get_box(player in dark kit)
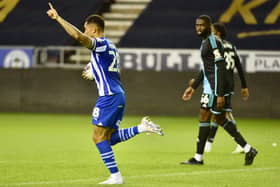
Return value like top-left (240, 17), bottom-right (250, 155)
top-left (180, 15), bottom-right (258, 165)
top-left (204, 22), bottom-right (250, 154)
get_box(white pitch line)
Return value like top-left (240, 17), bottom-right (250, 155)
top-left (1, 167), bottom-right (279, 186)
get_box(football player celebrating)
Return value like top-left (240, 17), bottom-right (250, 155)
top-left (47, 3), bottom-right (163, 184)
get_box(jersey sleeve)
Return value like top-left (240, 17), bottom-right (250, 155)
top-left (91, 38), bottom-right (107, 53)
top-left (191, 70), bottom-right (203, 89)
top-left (233, 46), bottom-right (247, 88)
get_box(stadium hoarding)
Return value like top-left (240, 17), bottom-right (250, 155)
top-left (119, 48), bottom-right (280, 73)
top-left (0, 47), bottom-right (33, 68)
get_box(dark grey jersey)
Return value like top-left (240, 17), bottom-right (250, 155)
top-left (222, 39), bottom-right (247, 93)
top-left (200, 34), bottom-right (226, 96)
top-left (192, 38), bottom-right (247, 95)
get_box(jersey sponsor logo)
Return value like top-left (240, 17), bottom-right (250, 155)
top-left (213, 49), bottom-right (223, 61)
top-left (96, 45), bottom-right (107, 52)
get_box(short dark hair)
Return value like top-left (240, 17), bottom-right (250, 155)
top-left (212, 22), bottom-right (227, 39)
top-left (197, 15), bottom-right (212, 26)
top-left (85, 14), bottom-right (105, 32)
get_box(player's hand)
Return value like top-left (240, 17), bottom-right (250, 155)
top-left (216, 96), bottom-right (225, 110)
top-left (182, 86), bottom-right (194, 101)
top-left (81, 63), bottom-right (94, 80)
top-left (47, 2), bottom-right (59, 20)
top-left (241, 88), bottom-right (249, 101)
top-left (81, 70), bottom-right (90, 80)
top-left (188, 78), bottom-right (195, 87)
top-left (81, 69), bottom-right (93, 80)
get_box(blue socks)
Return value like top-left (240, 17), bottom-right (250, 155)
top-left (110, 126), bottom-right (139, 146)
top-left (96, 127), bottom-right (139, 174)
top-left (96, 140), bottom-right (119, 174)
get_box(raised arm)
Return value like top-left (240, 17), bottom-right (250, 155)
top-left (46, 2), bottom-right (93, 49)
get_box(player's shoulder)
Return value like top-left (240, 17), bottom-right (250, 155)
top-left (95, 37), bottom-right (108, 45)
top-left (96, 37), bottom-right (117, 49)
top-left (222, 39), bottom-right (235, 50)
top-left (206, 34), bottom-right (223, 49)
top-left (94, 37), bottom-right (114, 53)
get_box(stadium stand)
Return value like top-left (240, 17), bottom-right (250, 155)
top-left (103, 0), bottom-right (151, 44)
top-left (119, 0), bottom-right (280, 50)
top-left (0, 0), bottom-right (104, 46)
top-left (1, 0), bottom-right (278, 50)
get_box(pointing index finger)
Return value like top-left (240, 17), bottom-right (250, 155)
top-left (48, 2), bottom-right (54, 9)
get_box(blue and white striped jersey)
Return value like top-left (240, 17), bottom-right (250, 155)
top-left (90, 37), bottom-right (124, 96)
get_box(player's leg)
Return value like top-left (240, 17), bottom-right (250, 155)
top-left (205, 115), bottom-right (218, 152)
top-left (215, 113), bottom-right (248, 148)
top-left (223, 97), bottom-right (245, 154)
top-left (110, 116), bottom-right (163, 146)
top-left (181, 93), bottom-right (212, 165)
top-left (92, 94), bottom-right (125, 184)
top-left (214, 96), bottom-right (258, 165)
top-left (226, 112), bottom-right (244, 154)
top-left (93, 126), bottom-right (124, 184)
top-left (109, 104), bottom-right (139, 146)
top-left (94, 94), bottom-right (163, 184)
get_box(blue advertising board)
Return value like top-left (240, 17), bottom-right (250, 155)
top-left (0, 48), bottom-right (33, 68)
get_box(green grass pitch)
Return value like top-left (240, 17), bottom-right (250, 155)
top-left (0, 113), bottom-right (279, 187)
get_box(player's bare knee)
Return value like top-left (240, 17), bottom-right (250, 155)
top-left (92, 126), bottom-right (115, 144)
top-left (92, 133), bottom-right (103, 144)
top-left (92, 126), bottom-right (106, 143)
top-left (199, 108), bottom-right (211, 122)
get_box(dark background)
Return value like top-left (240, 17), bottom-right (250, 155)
top-left (1, 0), bottom-right (279, 49)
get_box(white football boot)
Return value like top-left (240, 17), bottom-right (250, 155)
top-left (99, 172), bottom-right (124, 185)
top-left (138, 116), bottom-right (164, 136)
top-left (204, 141), bottom-right (213, 153)
top-left (232, 144), bottom-right (245, 154)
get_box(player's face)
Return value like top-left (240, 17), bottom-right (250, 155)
top-left (195, 19), bottom-right (210, 38)
top-left (84, 22), bottom-right (96, 37)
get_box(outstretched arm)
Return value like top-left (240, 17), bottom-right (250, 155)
top-left (46, 2), bottom-right (93, 49)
